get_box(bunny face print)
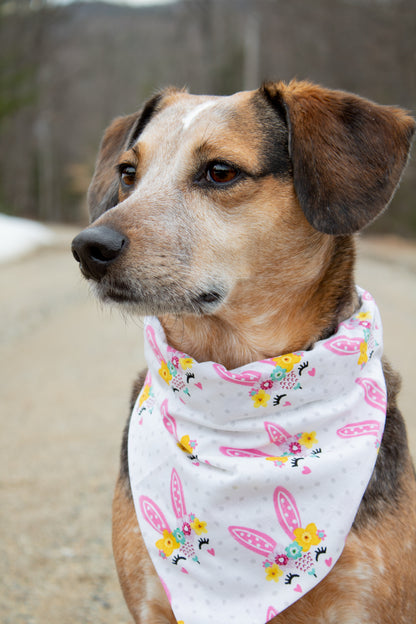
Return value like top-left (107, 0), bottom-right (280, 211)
top-left (139, 469), bottom-right (214, 568)
top-left (229, 487), bottom-right (328, 589)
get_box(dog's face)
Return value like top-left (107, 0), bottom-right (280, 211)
top-left (72, 80), bottom-right (414, 362)
top-left (75, 88), bottom-right (313, 316)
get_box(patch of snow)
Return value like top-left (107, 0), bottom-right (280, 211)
top-left (0, 214), bottom-right (55, 264)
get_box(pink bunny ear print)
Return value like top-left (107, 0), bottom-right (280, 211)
top-left (161, 399), bottom-right (178, 438)
top-left (274, 487), bottom-right (302, 539)
top-left (213, 363), bottom-right (262, 386)
top-left (219, 446), bottom-right (268, 458)
top-left (170, 468), bottom-right (187, 519)
top-left (264, 421), bottom-right (291, 446)
top-left (146, 324), bottom-right (165, 364)
top-left (139, 496), bottom-right (171, 534)
top-left (337, 419), bottom-right (381, 438)
top-left (355, 378), bottom-right (387, 412)
top-left (267, 606), bottom-right (278, 620)
top-left (324, 335), bottom-right (363, 355)
top-left (228, 526), bottom-right (277, 556)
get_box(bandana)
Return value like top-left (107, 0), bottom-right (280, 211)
top-left (128, 287), bottom-right (386, 623)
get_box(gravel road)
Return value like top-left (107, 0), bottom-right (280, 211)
top-left (1, 228), bottom-right (415, 624)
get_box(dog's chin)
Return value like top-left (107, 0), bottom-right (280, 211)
top-left (90, 280), bottom-right (227, 317)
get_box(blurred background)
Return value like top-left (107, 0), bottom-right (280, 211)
top-left (0, 0), bottom-right (415, 234)
top-left (1, 2), bottom-right (415, 623)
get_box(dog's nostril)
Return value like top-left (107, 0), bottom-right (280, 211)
top-left (71, 226), bottom-right (127, 280)
top-left (72, 248), bottom-right (81, 263)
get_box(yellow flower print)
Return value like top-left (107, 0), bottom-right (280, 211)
top-left (190, 517), bottom-right (207, 535)
top-left (358, 341), bottom-right (368, 366)
top-left (252, 388), bottom-right (270, 408)
top-left (357, 311), bottom-right (371, 320)
top-left (298, 432), bottom-right (318, 449)
top-left (139, 384), bottom-right (151, 407)
top-left (272, 353), bottom-right (301, 372)
top-left (179, 357), bottom-right (193, 370)
top-left (178, 434), bottom-right (193, 454)
top-left (293, 523), bottom-right (321, 552)
top-left (158, 361), bottom-right (172, 384)
top-left (266, 456), bottom-right (288, 465)
top-left (265, 563), bottom-right (283, 582)
top-left (156, 530), bottom-right (180, 557)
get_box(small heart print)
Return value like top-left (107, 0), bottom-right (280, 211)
top-left (302, 466), bottom-right (311, 475)
top-left (195, 382), bottom-right (203, 390)
top-left (325, 558), bottom-right (332, 567)
top-left (294, 584), bottom-right (302, 593)
top-left (207, 548), bottom-right (215, 556)
top-left (284, 401), bottom-right (291, 407)
top-left (308, 368), bottom-right (316, 376)
top-left (181, 567), bottom-right (188, 574)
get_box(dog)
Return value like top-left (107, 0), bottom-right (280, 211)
top-left (72, 80), bottom-right (416, 623)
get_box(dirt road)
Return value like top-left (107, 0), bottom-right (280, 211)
top-left (1, 228), bottom-right (415, 624)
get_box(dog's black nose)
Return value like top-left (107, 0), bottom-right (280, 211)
top-left (71, 226), bottom-right (127, 280)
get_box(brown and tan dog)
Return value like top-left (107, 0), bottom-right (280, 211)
top-left (72, 80), bottom-right (416, 623)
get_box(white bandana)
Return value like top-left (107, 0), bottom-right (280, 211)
top-left (128, 287), bottom-right (386, 623)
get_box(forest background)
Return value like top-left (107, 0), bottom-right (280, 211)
top-left (0, 0), bottom-right (415, 236)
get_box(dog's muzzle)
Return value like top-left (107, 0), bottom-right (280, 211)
top-left (71, 225), bottom-right (127, 281)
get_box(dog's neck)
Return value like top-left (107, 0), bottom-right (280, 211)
top-left (160, 236), bottom-right (358, 369)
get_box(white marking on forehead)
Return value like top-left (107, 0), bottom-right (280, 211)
top-left (182, 100), bottom-right (217, 131)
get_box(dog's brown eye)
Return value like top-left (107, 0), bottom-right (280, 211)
top-left (120, 165), bottom-right (136, 187)
top-left (207, 162), bottom-right (238, 185)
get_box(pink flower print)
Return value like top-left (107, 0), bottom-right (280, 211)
top-left (289, 441), bottom-right (302, 455)
top-left (275, 553), bottom-right (290, 567)
top-left (261, 379), bottom-right (274, 390)
top-left (182, 522), bottom-right (192, 536)
top-left (171, 356), bottom-right (179, 368)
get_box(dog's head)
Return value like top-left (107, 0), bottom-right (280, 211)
top-left (72, 80), bottom-right (414, 360)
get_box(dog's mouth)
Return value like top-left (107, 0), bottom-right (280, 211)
top-left (92, 277), bottom-right (227, 316)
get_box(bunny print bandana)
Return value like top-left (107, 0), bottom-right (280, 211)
top-left (128, 287), bottom-right (386, 623)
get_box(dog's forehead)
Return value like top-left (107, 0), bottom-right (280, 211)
top-left (141, 90), bottom-right (256, 143)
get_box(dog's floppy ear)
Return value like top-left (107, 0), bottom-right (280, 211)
top-left (261, 80), bottom-right (415, 235)
top-left (87, 93), bottom-right (163, 222)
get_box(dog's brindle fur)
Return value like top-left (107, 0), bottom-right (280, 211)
top-left (74, 81), bottom-right (416, 623)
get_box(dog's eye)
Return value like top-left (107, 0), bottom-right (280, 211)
top-left (119, 165), bottom-right (136, 187)
top-left (206, 162), bottom-right (239, 185)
